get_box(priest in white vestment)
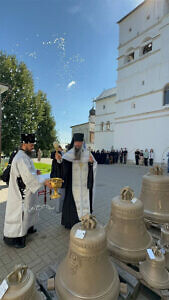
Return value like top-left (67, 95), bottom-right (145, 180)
top-left (3, 133), bottom-right (51, 248)
top-left (58, 133), bottom-right (97, 229)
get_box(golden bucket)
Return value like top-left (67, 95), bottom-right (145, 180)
top-left (106, 187), bottom-right (152, 263)
top-left (2, 265), bottom-right (43, 300)
top-left (55, 215), bottom-right (120, 300)
top-left (139, 247), bottom-right (169, 289)
top-left (140, 166), bottom-right (169, 224)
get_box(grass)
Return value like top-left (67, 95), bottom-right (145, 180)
top-left (0, 166), bottom-right (3, 177)
top-left (34, 162), bottom-right (51, 174)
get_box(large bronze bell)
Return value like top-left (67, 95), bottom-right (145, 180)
top-left (140, 166), bottom-right (169, 223)
top-left (106, 187), bottom-right (152, 263)
top-left (2, 265), bottom-right (43, 300)
top-left (55, 215), bottom-right (120, 300)
top-left (139, 247), bottom-right (169, 289)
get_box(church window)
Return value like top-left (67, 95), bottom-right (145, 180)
top-left (143, 42), bottom-right (152, 55)
top-left (164, 85), bottom-right (169, 105)
top-left (106, 121), bottom-right (110, 130)
top-left (103, 105), bottom-right (106, 109)
top-left (127, 52), bottom-right (134, 62)
top-left (124, 50), bottom-right (134, 64)
top-left (100, 122), bottom-right (104, 131)
top-left (147, 15), bottom-right (150, 20)
top-left (131, 103), bottom-right (136, 109)
top-left (129, 27), bottom-right (132, 32)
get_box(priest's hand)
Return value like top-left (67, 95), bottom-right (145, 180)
top-left (89, 155), bottom-right (94, 163)
top-left (44, 179), bottom-right (52, 189)
top-left (55, 152), bottom-right (62, 161)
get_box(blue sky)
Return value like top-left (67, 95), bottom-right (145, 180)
top-left (1, 0), bottom-right (143, 146)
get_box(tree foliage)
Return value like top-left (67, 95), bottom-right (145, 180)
top-left (0, 52), bottom-right (58, 156)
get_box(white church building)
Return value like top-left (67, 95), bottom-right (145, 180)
top-left (71, 108), bottom-right (95, 149)
top-left (94, 88), bottom-right (117, 151)
top-left (94, 0), bottom-right (169, 163)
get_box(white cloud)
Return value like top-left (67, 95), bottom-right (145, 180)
top-left (67, 81), bottom-right (76, 89)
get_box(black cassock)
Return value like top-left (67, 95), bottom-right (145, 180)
top-left (61, 159), bottom-right (94, 229)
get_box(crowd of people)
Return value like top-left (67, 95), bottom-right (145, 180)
top-left (91, 148), bottom-right (155, 167)
top-left (92, 148), bottom-right (128, 165)
top-left (135, 149), bottom-right (154, 166)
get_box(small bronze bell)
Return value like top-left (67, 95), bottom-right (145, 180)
top-left (106, 187), bottom-right (152, 263)
top-left (139, 247), bottom-right (169, 289)
top-left (159, 224), bottom-right (169, 246)
top-left (2, 265), bottom-right (43, 300)
top-left (55, 215), bottom-right (120, 300)
top-left (140, 166), bottom-right (169, 223)
top-left (163, 245), bottom-right (169, 270)
top-left (158, 224), bottom-right (169, 270)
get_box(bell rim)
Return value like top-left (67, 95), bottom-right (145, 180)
top-left (140, 263), bottom-right (169, 289)
top-left (55, 262), bottom-right (120, 299)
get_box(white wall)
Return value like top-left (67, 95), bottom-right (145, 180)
top-left (118, 0), bottom-right (168, 47)
top-left (72, 123), bottom-right (90, 144)
top-left (94, 95), bottom-right (116, 151)
top-left (115, 0), bottom-right (169, 162)
top-left (71, 122), bottom-right (95, 149)
top-left (115, 113), bottom-right (169, 162)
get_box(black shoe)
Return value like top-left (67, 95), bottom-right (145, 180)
top-left (14, 237), bottom-right (26, 248)
top-left (3, 236), bottom-right (17, 247)
top-left (27, 226), bottom-right (37, 234)
top-left (3, 236), bottom-right (26, 248)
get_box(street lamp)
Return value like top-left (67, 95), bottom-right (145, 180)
top-left (0, 83), bottom-right (9, 163)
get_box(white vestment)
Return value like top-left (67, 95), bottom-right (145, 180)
top-left (63, 147), bottom-right (97, 219)
top-left (4, 150), bottom-right (45, 238)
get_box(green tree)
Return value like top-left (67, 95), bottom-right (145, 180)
top-left (0, 52), bottom-right (58, 155)
top-left (35, 91), bottom-right (58, 157)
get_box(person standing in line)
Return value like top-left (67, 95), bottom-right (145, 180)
top-left (167, 152), bottom-right (169, 173)
top-left (139, 150), bottom-right (144, 165)
top-left (144, 149), bottom-right (149, 166)
top-left (123, 148), bottom-right (128, 164)
top-left (135, 149), bottom-right (140, 166)
top-left (119, 148), bottom-right (123, 164)
top-left (149, 149), bottom-right (154, 166)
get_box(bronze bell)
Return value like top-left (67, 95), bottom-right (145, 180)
top-left (2, 265), bottom-right (43, 300)
top-left (163, 245), bottom-right (169, 270)
top-left (55, 215), bottom-right (120, 300)
top-left (140, 166), bottom-right (169, 224)
top-left (159, 224), bottom-right (169, 246)
top-left (139, 247), bottom-right (169, 289)
top-left (106, 187), bottom-right (152, 263)
top-left (158, 224), bottom-right (169, 270)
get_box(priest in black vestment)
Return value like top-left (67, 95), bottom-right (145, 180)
top-left (59, 133), bottom-right (97, 229)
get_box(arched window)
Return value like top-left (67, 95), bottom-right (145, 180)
top-left (140, 37), bottom-right (152, 56)
top-left (143, 42), bottom-right (152, 55)
top-left (124, 47), bottom-right (135, 64)
top-left (164, 84), bottom-right (169, 105)
top-left (106, 121), bottom-right (110, 130)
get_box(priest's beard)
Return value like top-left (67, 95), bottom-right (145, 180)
top-left (25, 150), bottom-right (33, 157)
top-left (74, 147), bottom-right (82, 160)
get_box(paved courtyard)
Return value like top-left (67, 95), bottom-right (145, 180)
top-left (0, 163), bottom-right (162, 299)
